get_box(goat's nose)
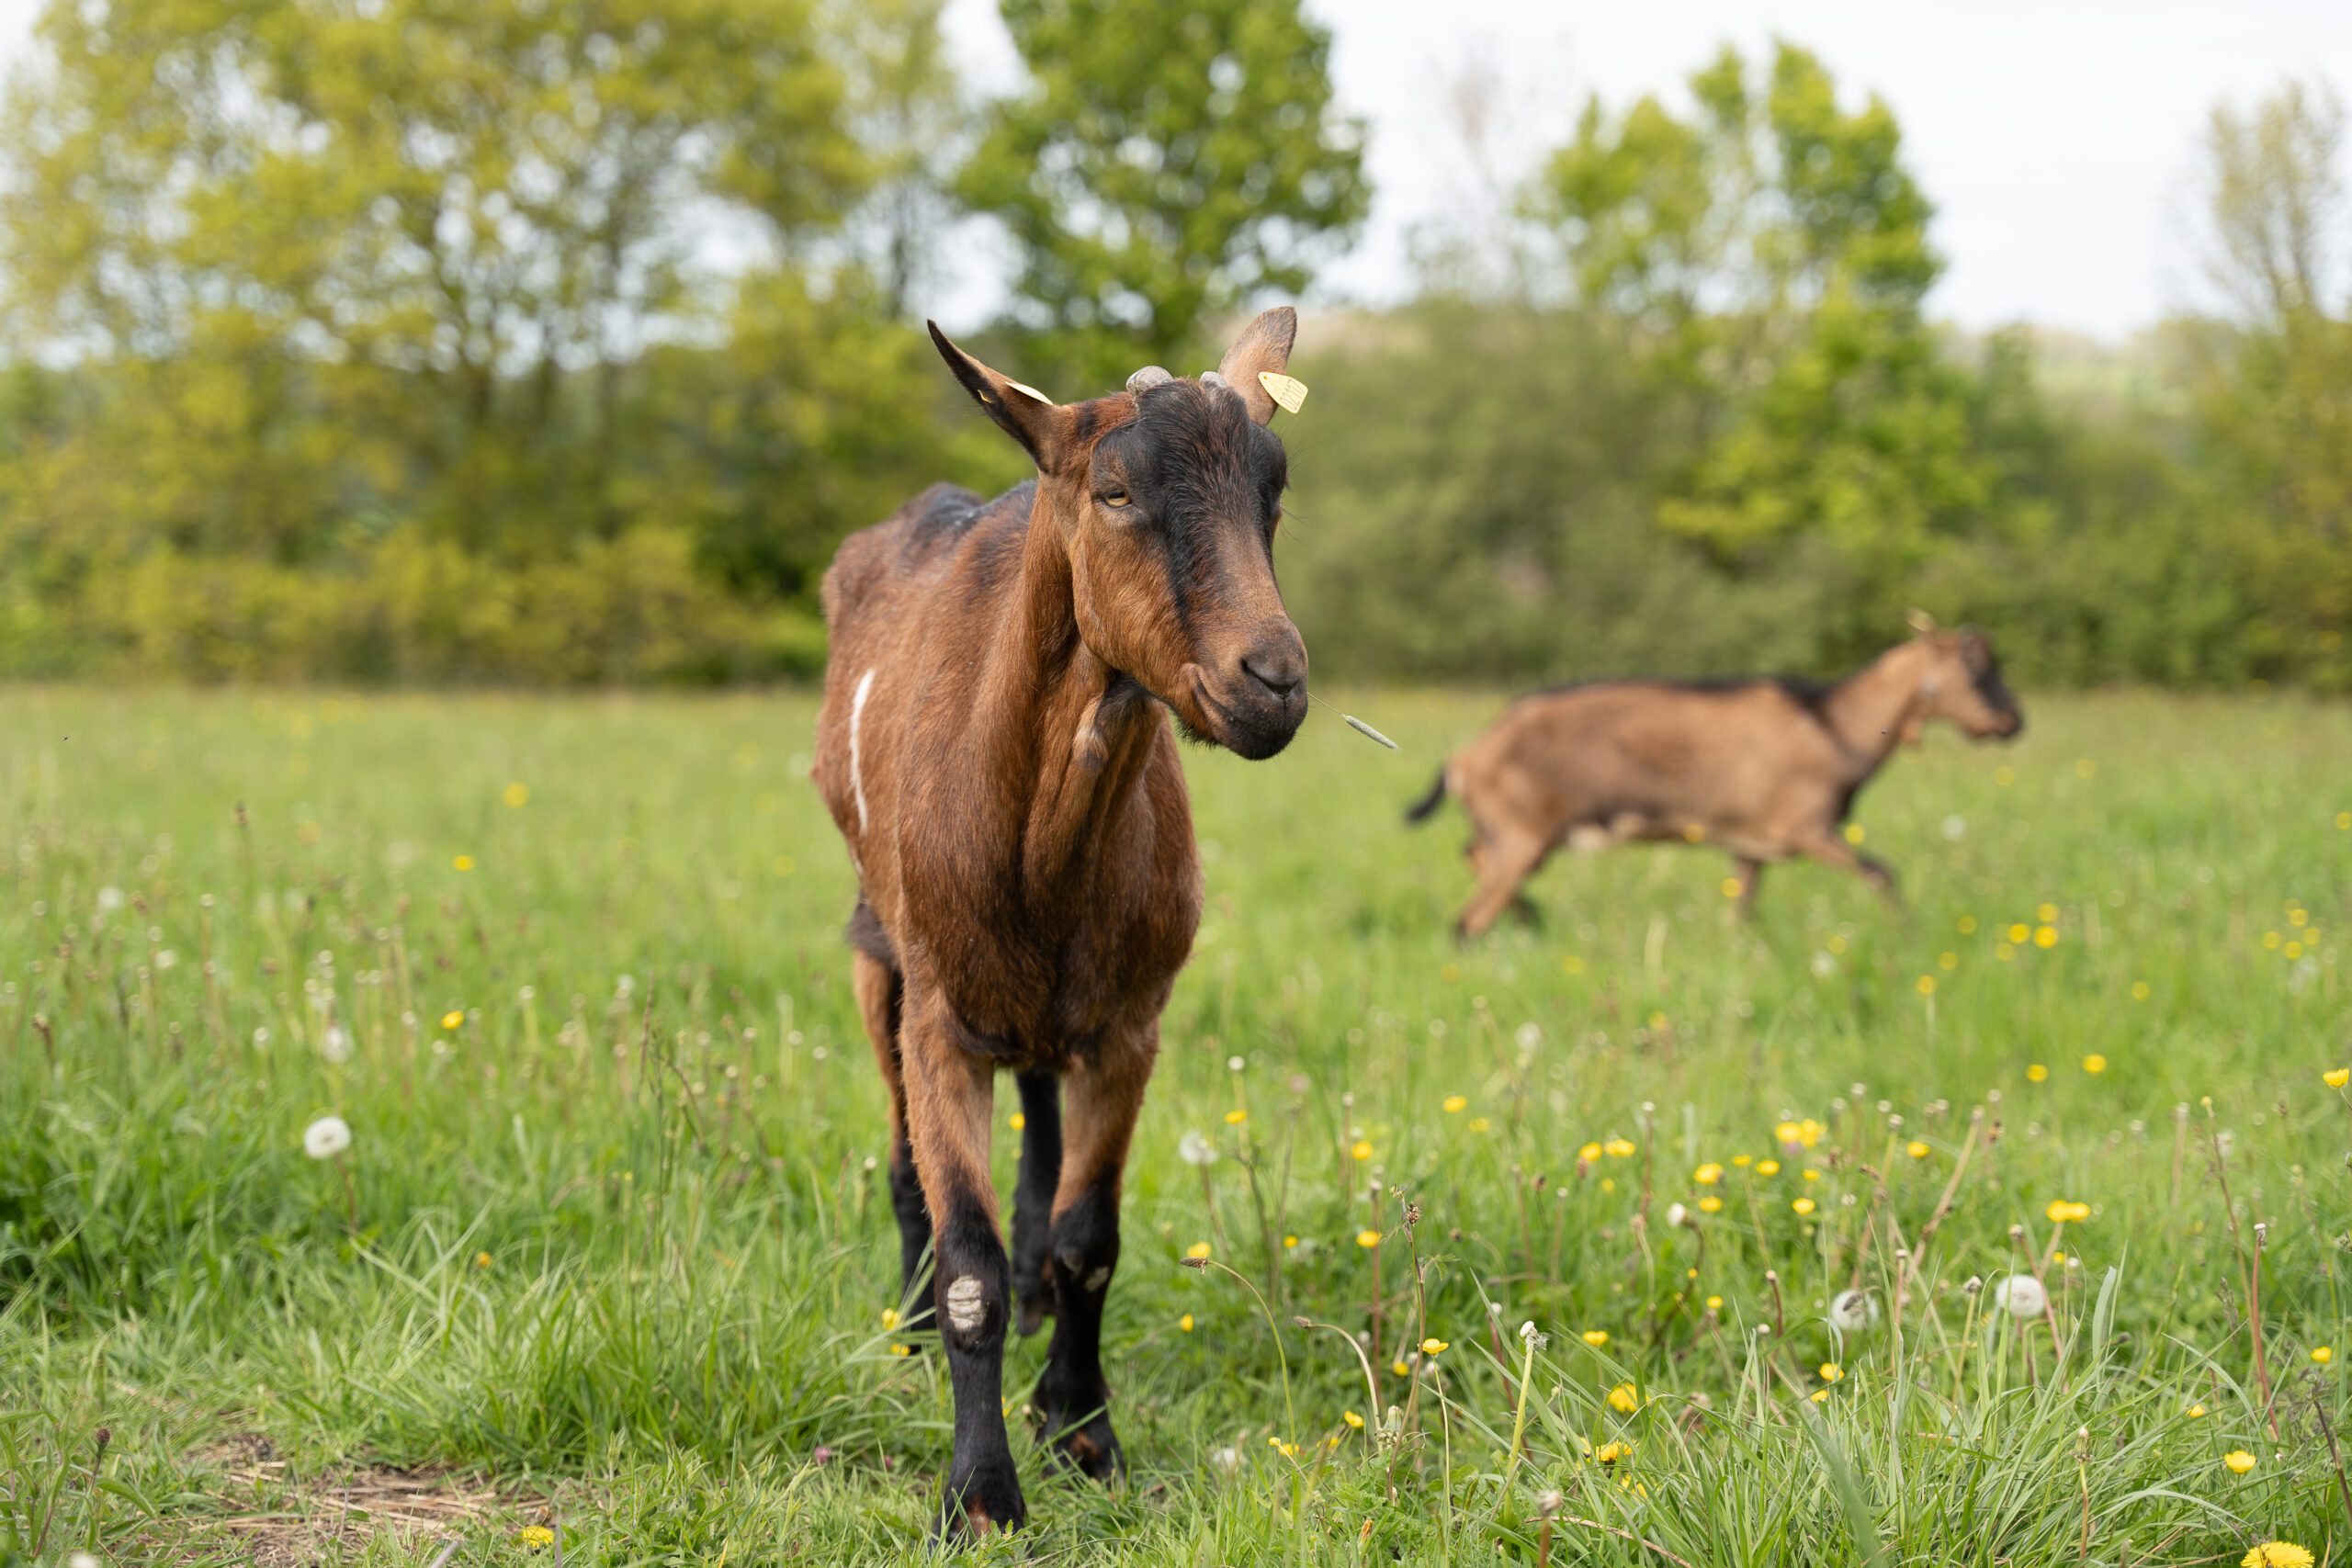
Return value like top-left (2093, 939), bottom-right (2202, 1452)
top-left (1241, 636), bottom-right (1305, 700)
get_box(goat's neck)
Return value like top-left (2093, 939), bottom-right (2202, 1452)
top-left (978, 496), bottom-right (1160, 892)
top-left (1820, 643), bottom-right (1928, 782)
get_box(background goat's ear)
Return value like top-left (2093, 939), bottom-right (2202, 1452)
top-left (1217, 306), bottom-right (1298, 425)
top-left (929, 321), bottom-right (1072, 468)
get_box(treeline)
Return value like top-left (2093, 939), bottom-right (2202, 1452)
top-left (0, 1), bottom-right (2344, 688)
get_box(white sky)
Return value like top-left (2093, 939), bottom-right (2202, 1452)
top-left (3, 0), bottom-right (2346, 340)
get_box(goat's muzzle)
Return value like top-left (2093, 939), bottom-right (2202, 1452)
top-left (1183, 623), bottom-right (1308, 761)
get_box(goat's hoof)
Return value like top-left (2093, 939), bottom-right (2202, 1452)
top-left (1035, 1397), bottom-right (1122, 1483)
top-left (935, 1453), bottom-right (1026, 1540)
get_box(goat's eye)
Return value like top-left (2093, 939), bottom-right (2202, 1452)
top-left (1100, 490), bottom-right (1131, 510)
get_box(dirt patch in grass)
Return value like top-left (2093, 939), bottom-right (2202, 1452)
top-left (184, 1435), bottom-right (546, 1566)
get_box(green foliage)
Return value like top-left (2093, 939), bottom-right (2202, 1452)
top-left (3, 685), bottom-right (2349, 1561)
top-left (961, 0), bottom-right (1368, 389)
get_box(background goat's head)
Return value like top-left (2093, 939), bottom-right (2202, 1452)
top-left (929, 310), bottom-right (1309, 761)
top-left (1905, 620), bottom-right (2025, 741)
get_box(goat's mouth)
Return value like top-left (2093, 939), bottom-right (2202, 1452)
top-left (1181, 663), bottom-right (1306, 761)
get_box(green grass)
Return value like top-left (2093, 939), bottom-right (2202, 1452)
top-left (3, 683), bottom-right (2350, 1565)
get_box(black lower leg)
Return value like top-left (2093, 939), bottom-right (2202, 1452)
top-left (1033, 1173), bottom-right (1122, 1480)
top-left (933, 1201), bottom-right (1025, 1536)
top-left (888, 1138), bottom-right (934, 1336)
top-left (1010, 1071), bottom-right (1063, 1336)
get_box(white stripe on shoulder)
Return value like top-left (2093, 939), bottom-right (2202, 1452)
top-left (848, 668), bottom-right (876, 833)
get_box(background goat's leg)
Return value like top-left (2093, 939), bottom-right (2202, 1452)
top-left (854, 952), bottom-right (933, 1337)
top-left (1732, 855), bottom-right (1766, 918)
top-left (1010, 1070), bottom-right (1063, 1336)
top-left (1033, 1032), bottom-right (1154, 1480)
top-left (901, 995), bottom-right (1025, 1536)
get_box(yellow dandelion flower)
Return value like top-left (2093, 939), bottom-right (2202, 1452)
top-left (1803, 1168), bottom-right (1820, 1181)
top-left (1793, 1198), bottom-right (1816, 1215)
top-left (1582, 1329), bottom-right (1609, 1347)
top-left (1844, 823), bottom-right (1866, 844)
top-left (2026, 1064), bottom-right (2049, 1083)
top-left (1392, 1359), bottom-right (1410, 1376)
top-left (1009, 1112), bottom-right (1025, 1131)
top-left (1179, 1314), bottom-right (1193, 1332)
top-left (2035, 926), bottom-right (2058, 948)
top-left (1605, 1137), bottom-right (1636, 1157)
top-left (1269, 1438), bottom-right (1298, 1457)
top-left (1906, 1141), bottom-right (1930, 1159)
top-left (514, 1527), bottom-right (555, 1550)
top-left (890, 1342), bottom-right (910, 1356)
top-left (2326, 1068), bottom-right (2350, 1089)
top-left (1819, 1362), bottom-right (1842, 1382)
top-left (2007, 923), bottom-right (2030, 944)
top-left (1343, 1409), bottom-right (1364, 1428)
top-left (1578, 1142), bottom-right (1603, 1164)
top-left (1810, 1389), bottom-right (1830, 1404)
top-left (1563, 954), bottom-right (1586, 975)
top-left (452, 854), bottom-right (474, 871)
top-left (1608, 1382), bottom-right (1639, 1412)
top-left (2187, 1403), bottom-right (2206, 1417)
top-left (1694, 1163), bottom-right (1723, 1185)
top-left (1722, 877), bottom-right (1743, 898)
top-left (1225, 1109), bottom-right (1247, 1125)
top-left (2083, 1055), bottom-right (2107, 1074)
top-left (1351, 1140), bottom-right (1374, 1161)
top-left (1958, 915), bottom-right (1978, 933)
top-left (503, 783), bottom-right (530, 808)
top-left (1186, 1242), bottom-right (1212, 1259)
top-left (2131, 981), bottom-right (2149, 999)
top-left (2224, 1450), bottom-right (2257, 1474)
top-left (1469, 1117), bottom-right (1491, 1133)
top-left (441, 1010), bottom-right (464, 1030)
top-left (1595, 1440), bottom-right (1632, 1464)
top-left (1757, 1159), bottom-right (1781, 1176)
top-left (2037, 902), bottom-right (2059, 922)
top-left (1916, 976), bottom-right (1936, 996)
top-left (1443, 1095), bottom-right (1467, 1112)
top-left (881, 1308), bottom-right (899, 1329)
top-left (1356, 1229), bottom-right (1381, 1248)
top-left (1939, 951), bottom-right (1958, 970)
top-left (1698, 1196), bottom-right (1723, 1213)
top-left (1283, 1235), bottom-right (1298, 1248)
top-left (1705, 1295), bottom-right (1723, 1311)
top-left (2314, 1347), bottom-right (2334, 1364)
top-left (2244, 1544), bottom-right (2315, 1568)
top-left (475, 1250), bottom-right (492, 1269)
top-left (1732, 1154), bottom-right (1751, 1167)
top-left (1422, 1337), bottom-right (1448, 1355)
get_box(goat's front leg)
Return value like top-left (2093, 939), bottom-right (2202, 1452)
top-left (1032, 1025), bottom-right (1155, 1481)
top-left (899, 991), bottom-right (1025, 1537)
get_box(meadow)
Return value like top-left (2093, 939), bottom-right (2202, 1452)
top-left (3, 682), bottom-right (2350, 1566)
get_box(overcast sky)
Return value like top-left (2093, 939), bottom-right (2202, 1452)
top-left (3, 0), bottom-right (2346, 340)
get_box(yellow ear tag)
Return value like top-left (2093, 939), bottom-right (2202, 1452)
top-left (1258, 371), bottom-right (1307, 413)
top-left (1004, 378), bottom-right (1054, 404)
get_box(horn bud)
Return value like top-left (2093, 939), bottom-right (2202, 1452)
top-left (1905, 607), bottom-right (1938, 635)
top-left (1125, 366), bottom-right (1172, 392)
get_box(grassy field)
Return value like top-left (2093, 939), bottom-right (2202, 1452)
top-left (4, 683), bottom-right (2350, 1565)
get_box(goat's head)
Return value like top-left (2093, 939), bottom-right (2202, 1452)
top-left (928, 309), bottom-right (1308, 761)
top-left (1905, 616), bottom-right (2023, 740)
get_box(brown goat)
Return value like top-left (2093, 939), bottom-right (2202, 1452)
top-left (1408, 624), bottom-right (2023, 935)
top-left (811, 311), bottom-right (1308, 1535)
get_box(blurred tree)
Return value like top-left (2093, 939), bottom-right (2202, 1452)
top-left (961, 0), bottom-right (1368, 391)
top-left (2188, 79), bottom-right (2351, 686)
top-left (829, 0), bottom-right (972, 319)
top-left (1529, 42), bottom-right (2014, 664)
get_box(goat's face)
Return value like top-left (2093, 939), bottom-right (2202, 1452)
top-left (1917, 627), bottom-right (2024, 739)
top-left (929, 310), bottom-right (1309, 761)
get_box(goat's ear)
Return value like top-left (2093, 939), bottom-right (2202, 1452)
top-left (929, 321), bottom-right (1074, 468)
top-left (1217, 306), bottom-right (1298, 425)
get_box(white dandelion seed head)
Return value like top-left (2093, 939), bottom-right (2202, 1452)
top-left (1941, 814), bottom-right (1967, 841)
top-left (1179, 1130), bottom-right (1217, 1167)
top-left (1227, 1055), bottom-right (1246, 1073)
top-left (1993, 1273), bottom-right (2047, 1320)
top-left (1209, 1445), bottom-right (1239, 1473)
top-left (303, 1115), bottom-right (352, 1159)
top-left (1665, 1202), bottom-right (1690, 1228)
top-left (320, 1024), bottom-right (353, 1064)
top-left (1828, 1289), bottom-right (1880, 1332)
top-left (97, 886), bottom-right (125, 912)
top-left (1515, 1021), bottom-right (1543, 1049)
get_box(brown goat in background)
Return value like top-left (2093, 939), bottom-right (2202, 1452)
top-left (812, 310), bottom-right (1308, 1536)
top-left (1408, 622), bottom-right (2023, 935)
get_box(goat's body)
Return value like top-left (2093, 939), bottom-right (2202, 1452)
top-left (816, 480), bottom-right (1202, 1073)
top-left (1421, 636), bottom-right (2020, 934)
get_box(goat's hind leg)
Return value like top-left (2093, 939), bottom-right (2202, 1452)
top-left (1010, 1070), bottom-right (1062, 1336)
top-left (853, 944), bottom-right (933, 1338)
